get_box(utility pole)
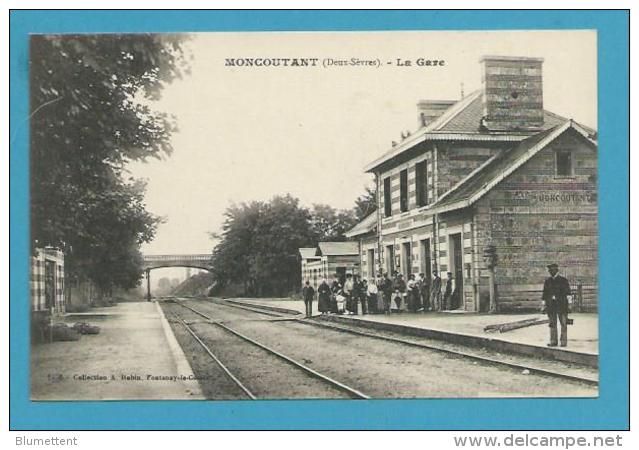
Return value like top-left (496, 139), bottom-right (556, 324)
top-left (146, 268), bottom-right (152, 302)
top-left (483, 245), bottom-right (499, 313)
top-left (376, 173), bottom-right (383, 276)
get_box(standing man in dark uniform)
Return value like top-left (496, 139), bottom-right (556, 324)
top-left (442, 272), bottom-right (453, 311)
top-left (381, 272), bottom-right (393, 314)
top-left (302, 280), bottom-right (315, 318)
top-left (430, 269), bottom-right (442, 311)
top-left (541, 263), bottom-right (571, 347)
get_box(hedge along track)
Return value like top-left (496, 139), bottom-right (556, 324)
top-left (173, 301), bottom-right (370, 400)
top-left (204, 298), bottom-right (599, 387)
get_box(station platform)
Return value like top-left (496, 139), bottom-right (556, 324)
top-left (232, 297), bottom-right (599, 367)
top-left (31, 301), bottom-right (203, 400)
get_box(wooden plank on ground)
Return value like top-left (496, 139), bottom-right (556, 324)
top-left (484, 317), bottom-right (549, 333)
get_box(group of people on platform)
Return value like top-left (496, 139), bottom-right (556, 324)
top-left (301, 270), bottom-right (462, 318)
top-left (302, 262), bottom-right (575, 348)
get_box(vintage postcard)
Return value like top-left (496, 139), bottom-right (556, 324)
top-left (26, 29), bottom-right (603, 403)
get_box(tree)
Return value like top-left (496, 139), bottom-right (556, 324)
top-left (66, 178), bottom-right (160, 294)
top-left (210, 195), bottom-right (316, 296)
top-left (353, 184), bottom-right (377, 221)
top-left (310, 204), bottom-right (358, 242)
top-left (208, 188), bottom-right (377, 297)
top-left (251, 195), bottom-right (316, 295)
top-left (30, 34), bottom-right (190, 295)
top-left (210, 200), bottom-right (265, 293)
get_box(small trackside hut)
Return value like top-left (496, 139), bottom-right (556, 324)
top-left (299, 247), bottom-right (321, 289)
top-left (352, 55), bottom-right (598, 313)
top-left (299, 242), bottom-right (361, 290)
top-left (30, 247), bottom-right (66, 339)
top-left (31, 247), bottom-right (65, 315)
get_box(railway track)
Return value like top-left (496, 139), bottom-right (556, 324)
top-left (171, 312), bottom-right (256, 399)
top-left (171, 301), bottom-right (370, 400)
top-left (206, 298), bottom-right (598, 387)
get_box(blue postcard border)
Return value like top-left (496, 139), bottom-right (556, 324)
top-left (9, 10), bottom-right (629, 430)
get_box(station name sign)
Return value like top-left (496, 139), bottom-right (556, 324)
top-left (512, 190), bottom-right (597, 204)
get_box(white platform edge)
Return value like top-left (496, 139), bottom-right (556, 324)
top-left (154, 301), bottom-right (205, 399)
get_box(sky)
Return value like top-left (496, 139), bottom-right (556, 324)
top-left (127, 30), bottom-right (597, 261)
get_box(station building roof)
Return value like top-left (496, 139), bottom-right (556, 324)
top-left (430, 120), bottom-right (597, 214)
top-left (364, 90), bottom-right (595, 173)
top-left (298, 247), bottom-right (320, 260)
top-left (316, 241), bottom-right (359, 256)
top-left (344, 212), bottom-right (377, 239)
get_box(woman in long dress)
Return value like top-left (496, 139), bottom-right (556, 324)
top-left (335, 289), bottom-right (346, 314)
top-left (367, 278), bottom-right (379, 313)
top-left (407, 275), bottom-right (416, 312)
top-left (330, 278), bottom-right (341, 313)
top-left (374, 278), bottom-right (384, 312)
top-left (345, 275), bottom-right (357, 315)
top-left (317, 279), bottom-right (331, 315)
top-left (392, 273), bottom-right (407, 312)
top-left (408, 274), bottom-right (421, 312)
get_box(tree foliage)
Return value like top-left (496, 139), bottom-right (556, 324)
top-left (310, 204), bottom-right (358, 242)
top-left (210, 195), bottom-right (318, 296)
top-left (30, 34), bottom-right (190, 293)
top-left (353, 184), bottom-right (377, 221)
top-left (209, 191), bottom-right (374, 297)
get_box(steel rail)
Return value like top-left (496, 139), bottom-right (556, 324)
top-left (176, 301), bottom-right (370, 400)
top-left (300, 318), bottom-right (599, 387)
top-left (171, 312), bottom-right (256, 400)
top-left (209, 299), bottom-right (598, 387)
top-left (222, 299), bottom-right (302, 316)
top-left (215, 300), bottom-right (286, 318)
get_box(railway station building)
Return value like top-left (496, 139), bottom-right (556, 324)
top-left (348, 55), bottom-right (598, 313)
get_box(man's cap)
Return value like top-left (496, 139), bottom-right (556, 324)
top-left (546, 263), bottom-right (559, 269)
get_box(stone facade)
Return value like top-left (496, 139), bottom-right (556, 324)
top-left (472, 129), bottom-right (598, 311)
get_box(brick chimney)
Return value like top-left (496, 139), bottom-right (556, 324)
top-left (480, 56), bottom-right (544, 131)
top-left (417, 100), bottom-right (456, 128)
